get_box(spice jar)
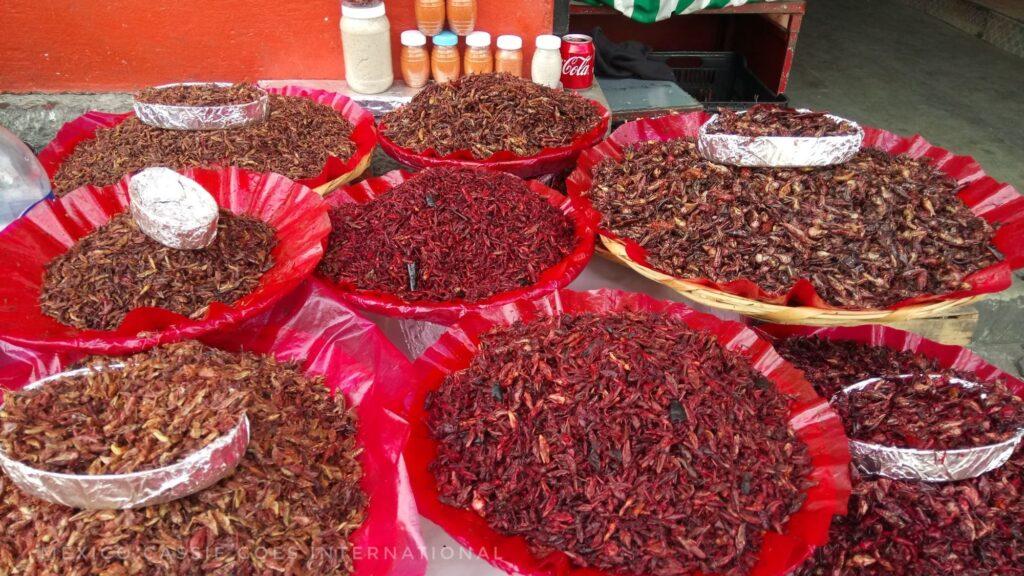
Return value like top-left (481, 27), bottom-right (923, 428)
top-left (464, 32), bottom-right (493, 76)
top-left (446, 0), bottom-right (476, 36)
top-left (432, 31), bottom-right (461, 84)
top-left (415, 0), bottom-right (445, 36)
top-left (495, 35), bottom-right (524, 77)
top-left (340, 1), bottom-right (394, 94)
top-left (400, 30), bottom-right (430, 89)
top-left (532, 34), bottom-right (562, 89)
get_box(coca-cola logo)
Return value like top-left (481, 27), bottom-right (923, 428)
top-left (562, 55), bottom-right (593, 77)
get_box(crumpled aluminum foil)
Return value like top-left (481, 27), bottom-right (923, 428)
top-left (834, 374), bottom-right (1024, 483)
top-left (129, 167), bottom-right (219, 250)
top-left (133, 82), bottom-right (269, 131)
top-left (0, 364), bottom-right (250, 509)
top-left (698, 110), bottom-right (864, 167)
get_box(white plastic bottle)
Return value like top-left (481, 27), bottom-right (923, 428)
top-left (340, 1), bottom-right (394, 94)
top-left (531, 35), bottom-right (563, 89)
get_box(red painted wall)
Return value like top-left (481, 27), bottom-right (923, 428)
top-left (0, 1), bottom-right (553, 93)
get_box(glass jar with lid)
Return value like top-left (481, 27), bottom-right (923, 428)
top-left (340, 1), bottom-right (394, 94)
top-left (446, 0), bottom-right (476, 36)
top-left (415, 0), bottom-right (445, 36)
top-left (531, 34), bottom-right (562, 89)
top-left (464, 31), bottom-right (493, 76)
top-left (432, 31), bottom-right (461, 84)
top-left (495, 35), bottom-right (523, 77)
top-left (401, 30), bottom-right (430, 89)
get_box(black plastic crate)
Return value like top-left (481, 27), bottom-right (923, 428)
top-left (656, 51), bottom-right (788, 110)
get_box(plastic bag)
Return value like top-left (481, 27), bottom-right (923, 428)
top-left (566, 112), bottom-right (1024, 311)
top-left (36, 85), bottom-right (378, 194)
top-left (377, 100), bottom-right (611, 179)
top-left (396, 288), bottom-right (852, 576)
top-left (0, 278), bottom-right (426, 576)
top-left (0, 166), bottom-right (330, 354)
top-left (317, 170), bottom-right (598, 325)
top-left (0, 126), bottom-right (51, 229)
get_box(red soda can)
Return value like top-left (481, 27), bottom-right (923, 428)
top-left (560, 34), bottom-right (595, 90)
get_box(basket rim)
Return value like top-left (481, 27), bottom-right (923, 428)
top-left (601, 235), bottom-right (987, 325)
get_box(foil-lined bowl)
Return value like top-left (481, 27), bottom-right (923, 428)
top-left (0, 364), bottom-right (250, 509)
top-left (133, 82), bottom-right (269, 131)
top-left (698, 110), bottom-right (864, 167)
top-left (834, 374), bottom-right (1024, 483)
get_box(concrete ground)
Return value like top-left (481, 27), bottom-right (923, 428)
top-left (786, 0), bottom-right (1024, 377)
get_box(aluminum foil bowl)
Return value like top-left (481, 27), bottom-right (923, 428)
top-left (133, 82), bottom-right (269, 131)
top-left (0, 364), bottom-right (250, 509)
top-left (698, 110), bottom-right (864, 167)
top-left (834, 374), bottom-right (1024, 483)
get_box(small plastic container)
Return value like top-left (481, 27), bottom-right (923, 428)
top-left (532, 34), bottom-right (562, 89)
top-left (415, 0), bottom-right (445, 36)
top-left (341, 2), bottom-right (395, 95)
top-left (0, 126), bottom-right (50, 230)
top-left (401, 30), bottom-right (431, 89)
top-left (464, 31), bottom-right (493, 76)
top-left (432, 31), bottom-right (461, 84)
top-left (446, 0), bottom-right (476, 36)
top-left (495, 35), bottom-right (524, 77)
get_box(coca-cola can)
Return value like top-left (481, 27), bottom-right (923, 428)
top-left (560, 34), bottom-right (595, 90)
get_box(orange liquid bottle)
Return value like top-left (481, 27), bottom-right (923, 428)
top-left (495, 35), bottom-right (523, 77)
top-left (464, 32), bottom-right (493, 75)
top-left (415, 0), bottom-right (445, 36)
top-left (401, 30), bottom-right (430, 88)
top-left (446, 0), bottom-right (476, 36)
top-left (432, 31), bottom-right (461, 84)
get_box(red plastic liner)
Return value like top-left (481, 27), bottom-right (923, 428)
top-left (757, 323), bottom-right (1024, 396)
top-left (0, 166), bottom-right (330, 354)
top-left (0, 279), bottom-right (427, 576)
top-left (377, 100), bottom-right (611, 179)
top-left (397, 289), bottom-right (852, 576)
top-left (316, 170), bottom-right (598, 325)
top-left (36, 85), bottom-right (378, 192)
top-left (566, 112), bottom-right (1024, 310)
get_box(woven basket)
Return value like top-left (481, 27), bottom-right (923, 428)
top-left (312, 151), bottom-right (373, 195)
top-left (567, 112), bottom-right (1024, 327)
top-left (601, 236), bottom-right (989, 326)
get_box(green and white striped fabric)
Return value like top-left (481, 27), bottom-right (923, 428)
top-left (580, 0), bottom-right (774, 23)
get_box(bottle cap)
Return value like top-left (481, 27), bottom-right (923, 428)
top-left (401, 30), bottom-right (427, 47)
top-left (535, 34), bottom-right (561, 51)
top-left (341, 3), bottom-right (386, 18)
top-left (433, 31), bottom-right (459, 47)
top-left (496, 35), bottom-right (523, 51)
top-left (466, 31), bottom-right (492, 48)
